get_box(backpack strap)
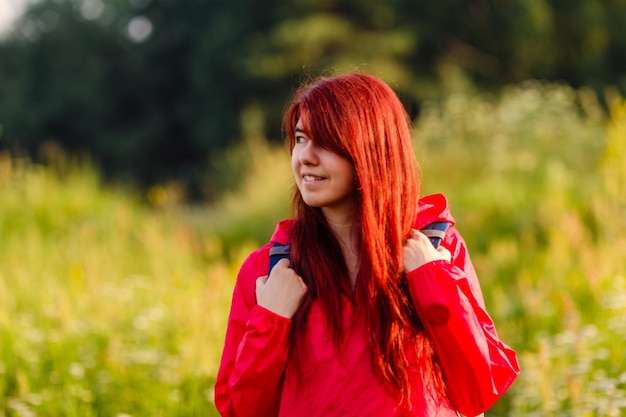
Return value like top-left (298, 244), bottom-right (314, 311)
top-left (267, 222), bottom-right (449, 274)
top-left (420, 221), bottom-right (450, 248)
top-left (267, 225), bottom-right (472, 415)
top-left (268, 243), bottom-right (290, 275)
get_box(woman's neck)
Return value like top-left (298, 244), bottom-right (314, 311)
top-left (322, 209), bottom-right (354, 247)
top-left (323, 209), bottom-right (359, 288)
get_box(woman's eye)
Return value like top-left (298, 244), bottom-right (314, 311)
top-left (295, 135), bottom-right (306, 144)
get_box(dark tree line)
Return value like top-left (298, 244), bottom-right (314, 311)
top-left (1, 0), bottom-right (624, 200)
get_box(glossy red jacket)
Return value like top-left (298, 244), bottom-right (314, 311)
top-left (214, 194), bottom-right (520, 417)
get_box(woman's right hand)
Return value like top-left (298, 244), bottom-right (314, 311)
top-left (256, 258), bottom-right (307, 318)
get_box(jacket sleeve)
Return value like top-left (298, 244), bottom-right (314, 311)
top-left (406, 227), bottom-right (520, 417)
top-left (214, 250), bottom-right (292, 417)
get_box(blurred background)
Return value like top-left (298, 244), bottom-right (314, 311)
top-left (0, 0), bottom-right (625, 415)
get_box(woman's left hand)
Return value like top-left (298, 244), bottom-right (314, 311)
top-left (402, 229), bottom-right (452, 273)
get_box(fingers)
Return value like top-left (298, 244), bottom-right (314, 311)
top-left (403, 228), bottom-right (452, 272)
top-left (256, 266), bottom-right (307, 318)
top-left (409, 228), bottom-right (425, 240)
top-left (409, 228), bottom-right (432, 242)
top-left (274, 258), bottom-right (291, 269)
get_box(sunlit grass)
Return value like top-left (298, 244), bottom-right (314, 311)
top-left (0, 155), bottom-right (226, 416)
top-left (416, 85), bottom-right (626, 415)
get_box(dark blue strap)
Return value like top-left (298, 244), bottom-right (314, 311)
top-left (268, 243), bottom-right (290, 275)
top-left (420, 221), bottom-right (451, 248)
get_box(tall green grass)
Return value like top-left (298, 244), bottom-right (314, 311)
top-left (0, 156), bottom-right (228, 416)
top-left (0, 82), bottom-right (624, 416)
top-left (416, 83), bottom-right (626, 416)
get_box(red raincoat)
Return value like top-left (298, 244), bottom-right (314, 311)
top-left (214, 194), bottom-right (519, 417)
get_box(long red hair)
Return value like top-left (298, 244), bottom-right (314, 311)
top-left (283, 73), bottom-right (444, 406)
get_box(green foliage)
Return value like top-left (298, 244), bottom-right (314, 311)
top-left (416, 82), bottom-right (609, 340)
top-left (186, 136), bottom-right (292, 258)
top-left (0, 0), bottom-right (280, 196)
top-left (414, 85), bottom-right (626, 415)
top-left (1, 0), bottom-right (626, 199)
top-left (0, 154), bottom-right (225, 416)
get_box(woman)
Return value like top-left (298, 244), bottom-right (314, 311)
top-left (214, 73), bottom-right (519, 417)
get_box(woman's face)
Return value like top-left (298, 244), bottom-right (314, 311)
top-left (291, 119), bottom-right (356, 217)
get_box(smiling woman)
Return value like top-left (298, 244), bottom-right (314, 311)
top-left (214, 72), bottom-right (519, 417)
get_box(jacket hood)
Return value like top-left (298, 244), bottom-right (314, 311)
top-left (270, 193), bottom-right (455, 245)
top-left (414, 193), bottom-right (456, 229)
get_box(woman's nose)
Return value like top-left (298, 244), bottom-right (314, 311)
top-left (298, 142), bottom-right (318, 165)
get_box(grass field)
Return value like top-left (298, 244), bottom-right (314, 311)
top-left (0, 82), bottom-right (624, 416)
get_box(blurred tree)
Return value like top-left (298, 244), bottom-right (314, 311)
top-left (0, 0), bottom-right (285, 199)
top-left (0, 0), bottom-right (624, 200)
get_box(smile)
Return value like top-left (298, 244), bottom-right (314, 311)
top-left (303, 175), bottom-right (325, 182)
